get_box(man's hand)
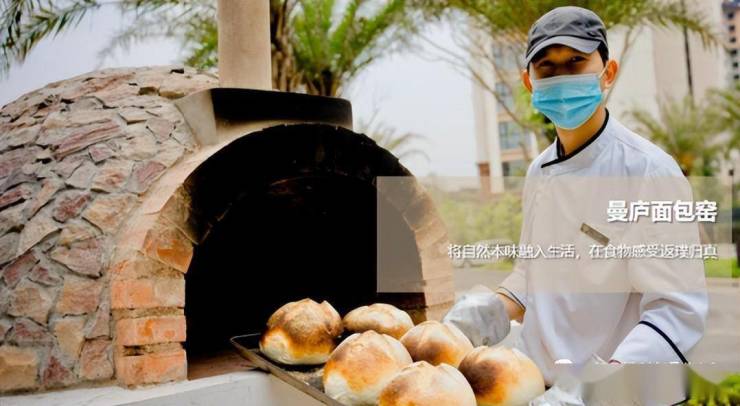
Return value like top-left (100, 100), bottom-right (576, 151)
top-left (442, 284), bottom-right (512, 347)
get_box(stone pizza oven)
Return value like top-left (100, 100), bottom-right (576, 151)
top-left (0, 65), bottom-right (454, 393)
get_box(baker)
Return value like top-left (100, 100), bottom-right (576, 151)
top-left (443, 6), bottom-right (708, 387)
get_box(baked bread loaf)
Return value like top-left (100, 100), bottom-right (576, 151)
top-left (343, 303), bottom-right (414, 339)
top-left (400, 320), bottom-right (474, 367)
top-left (378, 361), bottom-right (477, 406)
top-left (259, 298), bottom-right (343, 365)
top-left (323, 330), bottom-right (412, 405)
top-left (458, 346), bottom-right (545, 406)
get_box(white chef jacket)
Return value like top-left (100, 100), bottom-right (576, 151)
top-left (497, 110), bottom-right (709, 385)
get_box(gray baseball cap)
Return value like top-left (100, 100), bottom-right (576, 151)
top-left (524, 6), bottom-right (608, 66)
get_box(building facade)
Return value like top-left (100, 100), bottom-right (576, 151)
top-left (724, 0), bottom-right (740, 82)
top-left (471, 38), bottom-right (538, 195)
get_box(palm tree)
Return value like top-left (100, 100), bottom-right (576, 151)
top-left (169, 0), bottom-right (412, 96)
top-left (1, 0), bottom-right (411, 97)
top-left (710, 81), bottom-right (740, 152)
top-left (629, 96), bottom-right (727, 177)
top-left (357, 108), bottom-right (430, 163)
top-left (291, 0), bottom-right (408, 96)
top-left (0, 0), bottom-right (212, 74)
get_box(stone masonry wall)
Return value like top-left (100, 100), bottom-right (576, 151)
top-left (0, 66), bottom-right (216, 392)
top-left (0, 65), bottom-right (455, 393)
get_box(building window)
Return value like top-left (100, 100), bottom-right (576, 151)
top-left (729, 12), bottom-right (736, 19)
top-left (732, 49), bottom-right (739, 56)
top-left (735, 74), bottom-right (740, 81)
top-left (732, 37), bottom-right (738, 43)
top-left (492, 43), bottom-right (504, 62)
top-left (494, 82), bottom-right (515, 111)
top-left (731, 25), bottom-right (737, 32)
top-left (498, 122), bottom-right (528, 150)
top-left (734, 62), bottom-right (739, 68)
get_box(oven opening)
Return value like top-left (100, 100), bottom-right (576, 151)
top-left (182, 125), bottom-right (422, 378)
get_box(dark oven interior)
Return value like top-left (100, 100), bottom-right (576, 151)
top-left (182, 124), bottom-right (421, 376)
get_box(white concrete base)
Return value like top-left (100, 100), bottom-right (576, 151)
top-left (0, 371), bottom-right (324, 406)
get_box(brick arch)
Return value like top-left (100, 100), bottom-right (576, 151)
top-left (109, 123), bottom-right (453, 386)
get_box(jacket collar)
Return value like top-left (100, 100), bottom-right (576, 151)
top-left (540, 109), bottom-right (613, 174)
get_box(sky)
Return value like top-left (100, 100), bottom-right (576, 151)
top-left (0, 7), bottom-right (479, 178)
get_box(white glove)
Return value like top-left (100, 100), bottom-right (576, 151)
top-left (529, 380), bottom-right (586, 406)
top-left (441, 284), bottom-right (511, 347)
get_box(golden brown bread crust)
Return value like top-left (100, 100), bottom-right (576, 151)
top-left (259, 298), bottom-right (343, 365)
top-left (324, 331), bottom-right (411, 390)
top-left (399, 320), bottom-right (473, 368)
top-left (378, 361), bottom-right (477, 406)
top-left (459, 346), bottom-right (511, 405)
top-left (322, 331), bottom-right (412, 404)
top-left (342, 303), bottom-right (414, 339)
top-left (458, 346), bottom-right (545, 406)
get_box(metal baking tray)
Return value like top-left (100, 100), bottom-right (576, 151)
top-left (230, 333), bottom-right (345, 406)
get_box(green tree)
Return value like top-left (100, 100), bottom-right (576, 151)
top-left (629, 96), bottom-right (727, 177)
top-left (1, 0), bottom-right (411, 97)
top-left (178, 0), bottom-right (412, 96)
top-left (432, 183), bottom-right (523, 245)
top-left (711, 81), bottom-right (740, 152)
top-left (0, 1), bottom-right (210, 74)
top-left (291, 0), bottom-right (408, 96)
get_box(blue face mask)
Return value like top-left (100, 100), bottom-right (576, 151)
top-left (531, 68), bottom-right (606, 130)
